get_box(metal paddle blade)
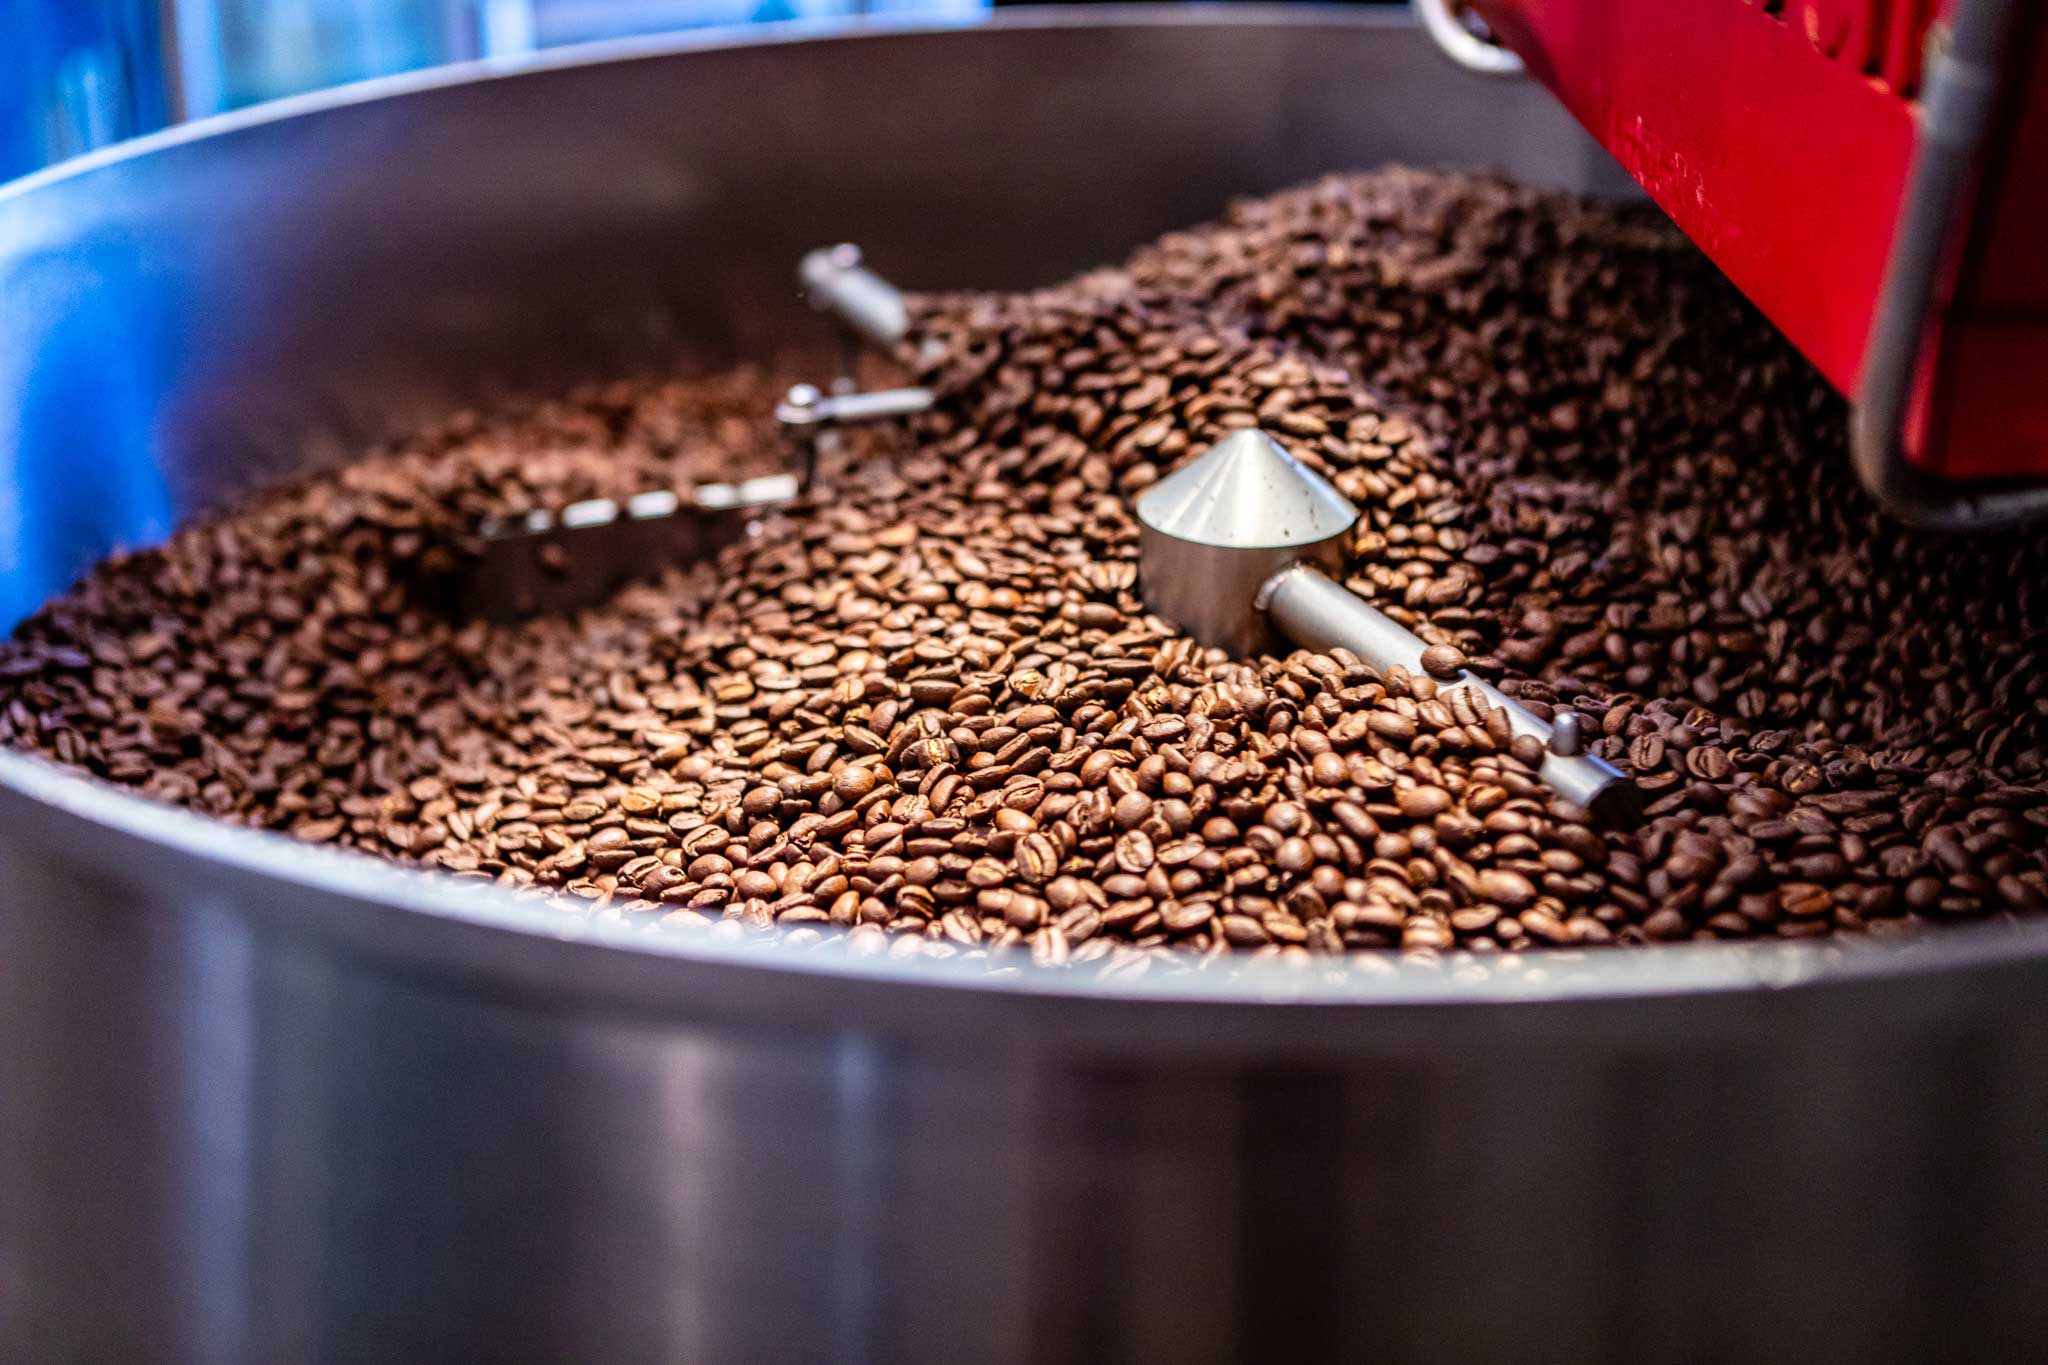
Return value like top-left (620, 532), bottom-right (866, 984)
top-left (460, 474), bottom-right (799, 621)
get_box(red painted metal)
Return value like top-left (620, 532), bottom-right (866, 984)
top-left (1470, 0), bottom-right (2048, 482)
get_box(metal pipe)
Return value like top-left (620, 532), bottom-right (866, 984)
top-left (777, 381), bottom-right (935, 488)
top-left (1260, 564), bottom-right (1640, 824)
top-left (799, 243), bottom-right (911, 348)
top-left (774, 383), bottom-right (935, 426)
top-left (1413, 0), bottom-right (1524, 76)
top-left (1849, 0), bottom-right (2048, 529)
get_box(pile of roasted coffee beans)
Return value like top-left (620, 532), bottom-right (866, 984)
top-left (6, 167), bottom-right (2046, 972)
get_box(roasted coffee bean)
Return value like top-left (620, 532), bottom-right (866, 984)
top-left (1114, 791), bottom-right (1154, 831)
top-left (1475, 869), bottom-right (1537, 910)
top-left (1014, 833), bottom-right (1060, 885)
top-left (832, 764), bottom-right (877, 803)
top-left (1419, 644), bottom-right (1466, 679)
top-left (1115, 829), bottom-right (1157, 874)
top-left (1396, 785), bottom-right (1452, 820)
top-left (9, 167), bottom-right (2048, 969)
top-left (1369, 712), bottom-right (1418, 744)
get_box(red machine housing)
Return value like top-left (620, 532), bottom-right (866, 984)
top-left (1466, 0), bottom-right (2048, 484)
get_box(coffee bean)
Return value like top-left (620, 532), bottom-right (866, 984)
top-left (832, 764), bottom-right (877, 803)
top-left (1368, 712), bottom-right (1418, 744)
top-left (1015, 833), bottom-right (1060, 886)
top-left (1475, 869), bottom-right (1537, 910)
top-left (1114, 791), bottom-right (1154, 831)
top-left (11, 166), bottom-right (2047, 968)
top-left (1115, 829), bottom-right (1156, 874)
top-left (1331, 801), bottom-right (1378, 840)
top-left (1419, 644), bottom-right (1465, 679)
top-left (1396, 785), bottom-right (1451, 820)
top-left (1265, 801), bottom-right (1308, 836)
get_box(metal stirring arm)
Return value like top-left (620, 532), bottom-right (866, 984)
top-left (800, 244), bottom-right (947, 376)
top-left (456, 248), bottom-right (939, 621)
top-left (1137, 428), bottom-right (1640, 825)
top-left (1259, 563), bottom-right (1638, 825)
top-left (463, 475), bottom-right (799, 621)
top-left (800, 244), bottom-right (910, 350)
top-left (461, 381), bottom-right (935, 620)
top-left (777, 384), bottom-right (936, 427)
top-left (777, 382), bottom-right (937, 485)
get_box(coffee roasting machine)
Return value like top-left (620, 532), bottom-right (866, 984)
top-left (5, 7), bottom-right (2048, 1364)
top-left (1420, 0), bottom-right (2048, 526)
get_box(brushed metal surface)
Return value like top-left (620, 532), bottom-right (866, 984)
top-left (1135, 428), bottom-right (1355, 656)
top-left (4, 10), bottom-right (2047, 1363)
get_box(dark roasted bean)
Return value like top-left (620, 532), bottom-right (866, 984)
top-left (8, 167), bottom-right (2044, 970)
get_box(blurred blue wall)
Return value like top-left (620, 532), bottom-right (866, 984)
top-left (2, 0), bottom-right (990, 184)
top-left (0, 2), bottom-right (176, 182)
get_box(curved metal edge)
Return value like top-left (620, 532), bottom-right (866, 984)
top-left (0, 15), bottom-right (952, 203)
top-left (12, 741), bottom-right (2048, 1034)
top-left (4, 9), bottom-right (2048, 1027)
top-left (1413, 0), bottom-right (1525, 77)
top-left (0, 6), bottom-right (1418, 206)
top-left (1851, 0), bottom-right (2048, 529)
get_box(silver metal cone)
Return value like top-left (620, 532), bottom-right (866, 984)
top-left (1135, 428), bottom-right (1358, 656)
top-left (1135, 428), bottom-right (1359, 548)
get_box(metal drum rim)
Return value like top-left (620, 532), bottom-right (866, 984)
top-left (7, 7), bottom-right (2044, 1035)
top-left (0, 3), bottom-right (1418, 214)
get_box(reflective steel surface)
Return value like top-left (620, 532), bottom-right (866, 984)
top-left (1135, 427), bottom-right (1357, 657)
top-left (4, 11), bottom-right (2048, 1362)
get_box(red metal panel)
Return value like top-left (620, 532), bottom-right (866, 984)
top-left (1468, 0), bottom-right (1922, 396)
top-left (1474, 0), bottom-right (2048, 484)
top-left (1918, 329), bottom-right (2048, 479)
